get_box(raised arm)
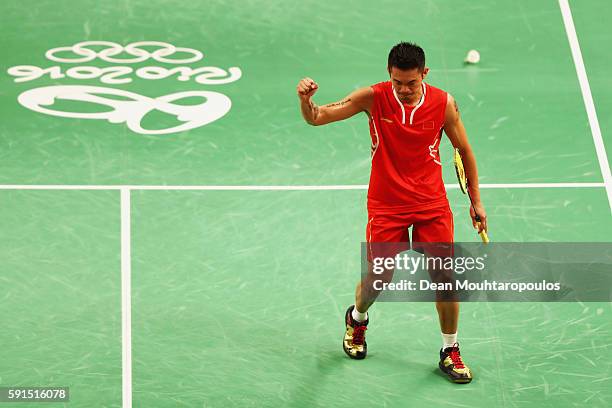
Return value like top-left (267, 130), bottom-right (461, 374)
top-left (443, 93), bottom-right (487, 232)
top-left (297, 77), bottom-right (373, 126)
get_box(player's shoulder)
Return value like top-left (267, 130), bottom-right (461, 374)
top-left (425, 83), bottom-right (451, 110)
top-left (425, 82), bottom-right (449, 98)
top-left (371, 80), bottom-right (391, 93)
top-left (368, 81), bottom-right (391, 104)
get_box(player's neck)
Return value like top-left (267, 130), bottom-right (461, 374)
top-left (403, 86), bottom-right (424, 107)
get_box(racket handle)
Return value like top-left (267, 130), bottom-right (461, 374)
top-left (473, 213), bottom-right (489, 243)
top-left (478, 228), bottom-right (490, 244)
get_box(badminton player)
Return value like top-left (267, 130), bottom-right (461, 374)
top-left (296, 42), bottom-right (488, 383)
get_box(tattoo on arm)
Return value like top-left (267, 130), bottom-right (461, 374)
top-left (324, 98), bottom-right (351, 108)
top-left (453, 99), bottom-right (460, 116)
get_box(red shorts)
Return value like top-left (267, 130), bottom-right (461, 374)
top-left (365, 206), bottom-right (454, 261)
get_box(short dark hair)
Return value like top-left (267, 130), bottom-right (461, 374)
top-left (388, 42), bottom-right (425, 71)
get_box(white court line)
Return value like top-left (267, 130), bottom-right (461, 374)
top-left (0, 182), bottom-right (605, 191)
top-left (559, 0), bottom-right (612, 214)
top-left (120, 188), bottom-right (132, 408)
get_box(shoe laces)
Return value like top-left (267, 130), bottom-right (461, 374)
top-left (448, 343), bottom-right (464, 369)
top-left (352, 324), bottom-right (367, 345)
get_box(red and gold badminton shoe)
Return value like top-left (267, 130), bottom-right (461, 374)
top-left (439, 343), bottom-right (473, 383)
top-left (342, 305), bottom-right (368, 360)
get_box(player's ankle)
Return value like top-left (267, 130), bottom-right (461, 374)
top-left (441, 332), bottom-right (458, 350)
top-left (352, 305), bottom-right (368, 322)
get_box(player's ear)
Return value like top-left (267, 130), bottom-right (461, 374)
top-left (422, 67), bottom-right (429, 79)
top-left (387, 65), bottom-right (392, 76)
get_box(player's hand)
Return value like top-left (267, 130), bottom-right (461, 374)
top-left (470, 204), bottom-right (487, 233)
top-left (297, 77), bottom-right (318, 101)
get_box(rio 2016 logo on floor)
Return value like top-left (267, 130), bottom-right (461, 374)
top-left (7, 41), bottom-right (242, 135)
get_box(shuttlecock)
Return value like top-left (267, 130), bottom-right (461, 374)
top-left (465, 50), bottom-right (480, 64)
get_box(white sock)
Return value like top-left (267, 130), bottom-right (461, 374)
top-left (442, 332), bottom-right (458, 350)
top-left (352, 305), bottom-right (368, 322)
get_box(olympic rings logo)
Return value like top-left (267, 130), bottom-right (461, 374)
top-left (45, 41), bottom-right (204, 64)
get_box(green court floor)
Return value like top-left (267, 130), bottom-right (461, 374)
top-left (0, 0), bottom-right (611, 407)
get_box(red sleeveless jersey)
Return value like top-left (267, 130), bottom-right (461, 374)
top-left (367, 81), bottom-right (449, 213)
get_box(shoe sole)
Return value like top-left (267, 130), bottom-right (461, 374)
top-left (439, 362), bottom-right (473, 383)
top-left (343, 344), bottom-right (367, 360)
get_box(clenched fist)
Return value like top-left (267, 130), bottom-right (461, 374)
top-left (297, 77), bottom-right (318, 101)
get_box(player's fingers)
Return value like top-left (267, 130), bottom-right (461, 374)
top-left (305, 78), bottom-right (318, 89)
top-left (298, 84), bottom-right (311, 95)
top-left (300, 81), bottom-right (315, 92)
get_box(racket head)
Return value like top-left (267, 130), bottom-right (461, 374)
top-left (453, 148), bottom-right (468, 194)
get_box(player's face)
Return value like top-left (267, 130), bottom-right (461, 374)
top-left (388, 66), bottom-right (429, 102)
